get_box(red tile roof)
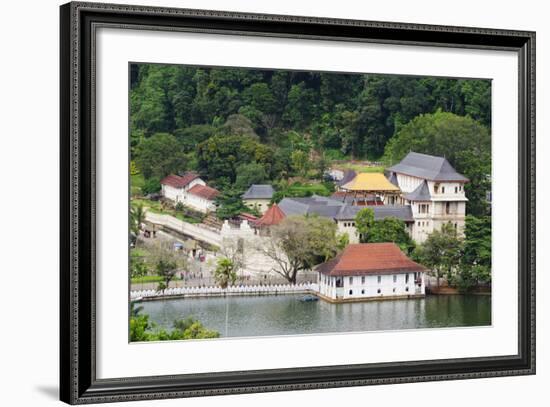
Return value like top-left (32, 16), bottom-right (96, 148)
top-left (160, 172), bottom-right (200, 188)
top-left (238, 213), bottom-right (259, 222)
top-left (254, 203), bottom-right (286, 227)
top-left (188, 184), bottom-right (220, 201)
top-left (317, 243), bottom-right (426, 276)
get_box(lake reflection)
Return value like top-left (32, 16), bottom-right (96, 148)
top-left (139, 294), bottom-right (491, 338)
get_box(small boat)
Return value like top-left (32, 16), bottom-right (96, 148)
top-left (299, 294), bottom-right (319, 302)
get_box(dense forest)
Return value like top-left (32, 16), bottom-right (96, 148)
top-left (130, 63), bottom-right (492, 217)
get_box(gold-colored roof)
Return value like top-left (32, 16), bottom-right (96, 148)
top-left (341, 173), bottom-right (400, 192)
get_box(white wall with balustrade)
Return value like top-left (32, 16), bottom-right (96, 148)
top-left (130, 282), bottom-right (318, 300)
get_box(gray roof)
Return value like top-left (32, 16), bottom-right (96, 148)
top-left (242, 184), bottom-right (275, 199)
top-left (404, 180), bottom-right (432, 201)
top-left (277, 197), bottom-right (311, 216)
top-left (388, 172), bottom-right (399, 187)
top-left (278, 196), bottom-right (344, 218)
top-left (279, 196), bottom-right (413, 223)
top-left (371, 205), bottom-right (414, 222)
top-left (336, 170), bottom-right (357, 187)
top-left (334, 205), bottom-right (362, 220)
top-left (388, 152), bottom-right (468, 182)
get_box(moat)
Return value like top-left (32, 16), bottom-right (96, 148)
top-left (140, 294), bottom-right (491, 338)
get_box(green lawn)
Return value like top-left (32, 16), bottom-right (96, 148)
top-left (131, 198), bottom-right (203, 224)
top-left (335, 162), bottom-right (385, 173)
top-left (131, 275), bottom-right (182, 284)
top-left (287, 182), bottom-right (332, 196)
top-left (131, 173), bottom-right (145, 196)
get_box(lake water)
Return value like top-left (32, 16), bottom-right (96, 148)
top-left (139, 294), bottom-right (491, 338)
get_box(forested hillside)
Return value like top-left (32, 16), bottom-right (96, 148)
top-left (130, 63), bottom-right (491, 216)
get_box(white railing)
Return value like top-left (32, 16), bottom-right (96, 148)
top-left (130, 283), bottom-right (319, 300)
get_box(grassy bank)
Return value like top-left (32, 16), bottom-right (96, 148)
top-left (131, 198), bottom-right (204, 224)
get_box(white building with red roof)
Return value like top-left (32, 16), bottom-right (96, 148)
top-left (160, 172), bottom-right (219, 213)
top-left (316, 243), bottom-right (426, 302)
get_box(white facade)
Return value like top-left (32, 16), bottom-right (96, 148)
top-left (161, 178), bottom-right (205, 203)
top-left (318, 271), bottom-right (425, 300)
top-left (336, 220), bottom-right (360, 243)
top-left (184, 191), bottom-right (217, 213)
top-left (396, 173), bottom-right (467, 243)
top-left (161, 178), bottom-right (219, 213)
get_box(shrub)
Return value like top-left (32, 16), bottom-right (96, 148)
top-left (142, 177), bottom-right (161, 195)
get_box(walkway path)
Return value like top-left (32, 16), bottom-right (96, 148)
top-left (145, 212), bottom-right (222, 247)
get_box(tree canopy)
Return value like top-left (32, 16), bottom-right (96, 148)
top-left (131, 64), bottom-right (491, 162)
top-left (354, 208), bottom-right (413, 252)
top-left (134, 132), bottom-right (186, 179)
top-left (259, 215), bottom-right (339, 284)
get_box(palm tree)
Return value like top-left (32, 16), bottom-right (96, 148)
top-left (130, 203), bottom-right (147, 236)
top-left (213, 258), bottom-right (237, 289)
top-left (213, 257), bottom-right (237, 336)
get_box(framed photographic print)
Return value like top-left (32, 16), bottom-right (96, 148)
top-left (60, 1), bottom-right (535, 404)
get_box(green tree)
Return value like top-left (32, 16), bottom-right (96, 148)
top-left (130, 313), bottom-right (220, 342)
top-left (366, 217), bottom-right (414, 253)
top-left (283, 82), bottom-right (317, 129)
top-left (196, 134), bottom-right (274, 184)
top-left (215, 186), bottom-right (250, 220)
top-left (130, 314), bottom-right (152, 342)
top-left (222, 114), bottom-right (258, 138)
top-left (213, 257), bottom-right (237, 336)
top-left (235, 162), bottom-right (267, 190)
top-left (141, 177), bottom-right (161, 195)
top-left (134, 132), bottom-right (185, 179)
top-left (130, 203), bottom-right (146, 236)
top-left (214, 258), bottom-right (237, 289)
top-left (155, 259), bottom-right (178, 292)
top-left (354, 208), bottom-right (375, 241)
top-left (174, 124), bottom-right (218, 153)
top-left (462, 215), bottom-right (491, 268)
top-left (130, 254), bottom-right (148, 280)
top-left (453, 264), bottom-right (491, 293)
top-left (414, 223), bottom-right (463, 287)
top-left (337, 232), bottom-right (350, 251)
top-left (290, 150), bottom-right (310, 177)
top-left (454, 215), bottom-right (491, 291)
top-left (259, 215), bottom-right (338, 284)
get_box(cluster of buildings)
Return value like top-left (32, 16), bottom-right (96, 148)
top-left (158, 151), bottom-right (468, 302)
top-left (239, 151), bottom-right (468, 244)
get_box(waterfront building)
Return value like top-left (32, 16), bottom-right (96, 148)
top-left (316, 243), bottom-right (426, 302)
top-left (242, 184), bottom-right (275, 214)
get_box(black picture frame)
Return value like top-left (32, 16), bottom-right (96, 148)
top-left (60, 1), bottom-right (536, 404)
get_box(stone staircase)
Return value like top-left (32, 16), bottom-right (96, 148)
top-left (203, 213), bottom-right (223, 230)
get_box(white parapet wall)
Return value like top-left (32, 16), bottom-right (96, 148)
top-left (131, 283), bottom-right (318, 300)
top-left (220, 219), bottom-right (256, 239)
